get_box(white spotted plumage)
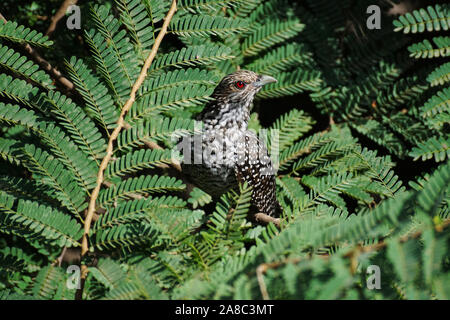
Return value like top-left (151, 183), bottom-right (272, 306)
top-left (181, 70), bottom-right (280, 216)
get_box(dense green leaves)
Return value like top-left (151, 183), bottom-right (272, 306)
top-left (170, 15), bottom-right (248, 38)
top-left (98, 175), bottom-right (185, 207)
top-left (393, 3), bottom-right (449, 165)
top-left (1, 0), bottom-right (449, 301)
top-left (65, 57), bottom-right (119, 133)
top-left (0, 192), bottom-right (83, 248)
top-left (0, 20), bottom-right (52, 47)
top-left (116, 0), bottom-right (156, 57)
top-left (0, 44), bottom-right (53, 89)
top-left (150, 45), bottom-right (234, 72)
top-left (393, 4), bottom-right (450, 33)
top-left (242, 19), bottom-right (304, 56)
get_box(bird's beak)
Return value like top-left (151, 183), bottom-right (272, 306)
top-left (253, 75), bottom-right (277, 87)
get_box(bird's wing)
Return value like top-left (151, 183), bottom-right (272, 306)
top-left (234, 131), bottom-right (279, 216)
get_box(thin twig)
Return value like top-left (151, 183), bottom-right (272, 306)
top-left (46, 0), bottom-right (79, 37)
top-left (0, 13), bottom-right (75, 91)
top-left (52, 246), bottom-right (67, 267)
top-left (24, 45), bottom-right (75, 90)
top-left (256, 257), bottom-right (303, 300)
top-left (256, 264), bottom-right (271, 300)
top-left (75, 0), bottom-right (177, 300)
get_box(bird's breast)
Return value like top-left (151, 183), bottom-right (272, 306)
top-left (180, 127), bottom-right (246, 198)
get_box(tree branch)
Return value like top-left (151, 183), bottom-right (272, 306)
top-left (75, 0), bottom-right (177, 300)
top-left (46, 0), bottom-right (79, 37)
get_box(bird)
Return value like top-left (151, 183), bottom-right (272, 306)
top-left (179, 70), bottom-right (281, 217)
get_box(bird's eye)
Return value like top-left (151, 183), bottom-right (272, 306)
top-left (235, 81), bottom-right (246, 89)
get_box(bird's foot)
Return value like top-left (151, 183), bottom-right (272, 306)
top-left (254, 212), bottom-right (280, 227)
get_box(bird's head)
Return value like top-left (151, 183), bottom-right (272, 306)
top-left (198, 70), bottom-right (277, 128)
top-left (211, 70), bottom-right (277, 103)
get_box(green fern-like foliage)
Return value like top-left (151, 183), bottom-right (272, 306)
top-left (0, 0), bottom-right (449, 301)
top-left (393, 4), bottom-right (450, 163)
